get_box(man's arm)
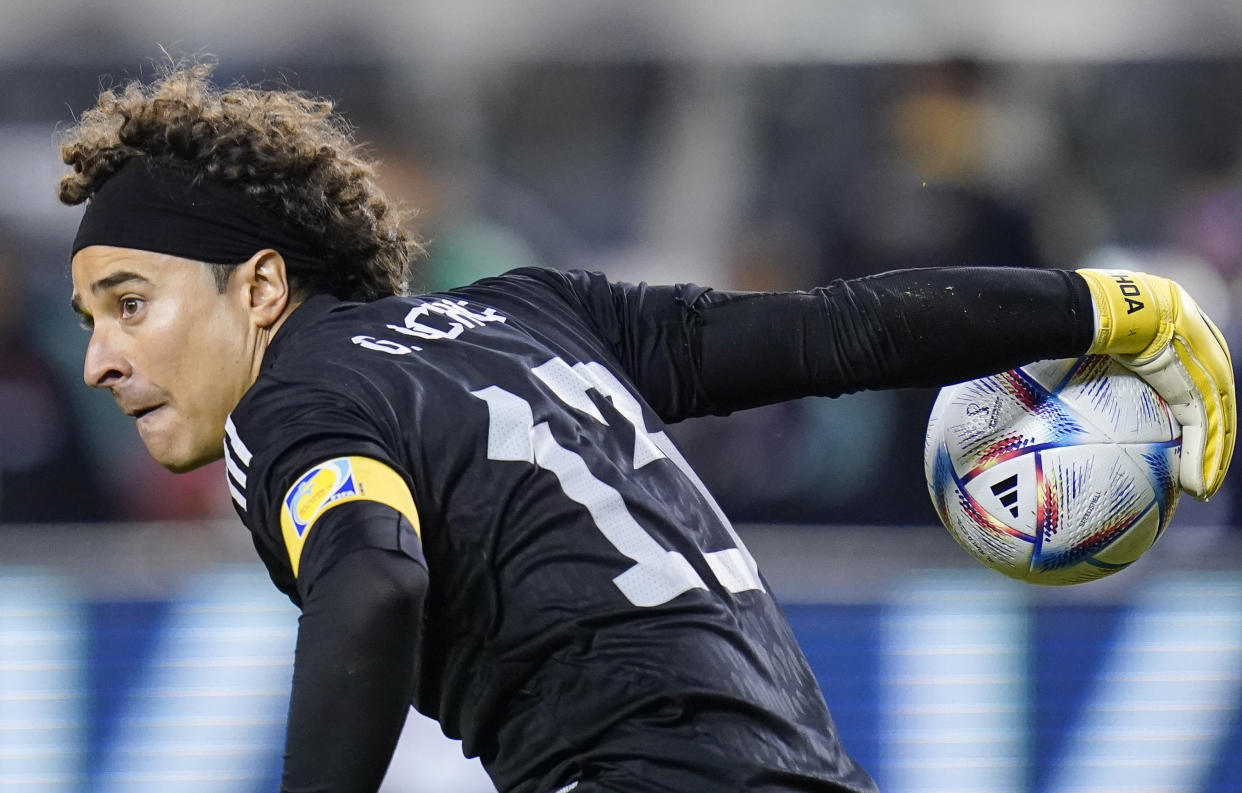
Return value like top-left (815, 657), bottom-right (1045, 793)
top-left (535, 265), bottom-right (1232, 498)
top-left (540, 265), bottom-right (1094, 420)
top-left (690, 266), bottom-right (1095, 409)
top-left (280, 507), bottom-right (428, 793)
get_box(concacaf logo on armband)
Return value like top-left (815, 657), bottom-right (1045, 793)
top-left (285, 458), bottom-right (361, 538)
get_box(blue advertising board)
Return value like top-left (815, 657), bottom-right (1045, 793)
top-left (3, 567), bottom-right (1241, 792)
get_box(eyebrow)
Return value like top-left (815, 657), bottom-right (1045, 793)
top-left (69, 271), bottom-right (152, 323)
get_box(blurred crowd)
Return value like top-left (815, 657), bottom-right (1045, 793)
top-left (4, 55), bottom-right (1242, 528)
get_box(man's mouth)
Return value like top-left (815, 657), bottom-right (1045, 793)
top-left (130, 404), bottom-right (164, 420)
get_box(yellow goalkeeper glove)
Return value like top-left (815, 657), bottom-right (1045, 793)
top-left (1078, 268), bottom-right (1236, 500)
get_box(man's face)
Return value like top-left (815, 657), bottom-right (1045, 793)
top-left (71, 246), bottom-right (258, 472)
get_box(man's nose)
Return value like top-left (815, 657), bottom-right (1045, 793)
top-left (83, 328), bottom-right (131, 388)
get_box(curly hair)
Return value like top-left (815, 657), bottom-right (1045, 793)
top-left (58, 61), bottom-right (420, 301)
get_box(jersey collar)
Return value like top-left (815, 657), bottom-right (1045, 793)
top-left (261, 293), bottom-right (344, 372)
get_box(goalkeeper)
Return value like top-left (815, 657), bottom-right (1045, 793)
top-left (61, 63), bottom-right (1232, 793)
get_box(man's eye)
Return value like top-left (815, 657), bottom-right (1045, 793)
top-left (119, 297), bottom-right (144, 318)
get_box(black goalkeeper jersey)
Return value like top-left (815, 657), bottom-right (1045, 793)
top-left (224, 267), bottom-right (878, 793)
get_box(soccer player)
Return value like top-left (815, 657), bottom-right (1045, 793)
top-left (61, 64), bottom-right (1234, 793)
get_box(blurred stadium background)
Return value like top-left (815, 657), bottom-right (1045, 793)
top-left (3, 1), bottom-right (1242, 791)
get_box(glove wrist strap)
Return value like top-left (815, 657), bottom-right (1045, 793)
top-left (1077, 269), bottom-right (1164, 356)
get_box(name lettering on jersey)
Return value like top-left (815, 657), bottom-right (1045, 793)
top-left (352, 335), bottom-right (419, 355)
top-left (387, 300), bottom-right (507, 341)
top-left (351, 299), bottom-right (508, 355)
top-left (279, 456), bottom-right (420, 577)
top-left (1109, 273), bottom-right (1146, 314)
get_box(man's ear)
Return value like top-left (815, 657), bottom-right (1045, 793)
top-left (238, 249), bottom-right (292, 329)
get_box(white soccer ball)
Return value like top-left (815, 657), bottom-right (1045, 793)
top-left (924, 355), bottom-right (1181, 585)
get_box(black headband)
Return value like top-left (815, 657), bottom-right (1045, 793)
top-left (71, 157), bottom-right (325, 272)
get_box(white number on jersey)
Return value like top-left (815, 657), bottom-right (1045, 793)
top-left (471, 357), bottom-right (764, 607)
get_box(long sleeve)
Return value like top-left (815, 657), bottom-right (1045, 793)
top-left (522, 265), bottom-right (1095, 422)
top-left (693, 266), bottom-right (1096, 409)
top-left (280, 540), bottom-right (428, 793)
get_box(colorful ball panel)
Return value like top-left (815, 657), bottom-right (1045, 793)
top-left (924, 356), bottom-right (1180, 585)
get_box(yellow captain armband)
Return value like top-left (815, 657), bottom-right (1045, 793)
top-left (279, 456), bottom-right (420, 578)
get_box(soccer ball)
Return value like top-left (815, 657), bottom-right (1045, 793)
top-left (924, 355), bottom-right (1181, 585)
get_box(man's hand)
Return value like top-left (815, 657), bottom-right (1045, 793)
top-left (1078, 268), bottom-right (1236, 500)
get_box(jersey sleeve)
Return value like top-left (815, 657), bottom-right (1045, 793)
top-left (490, 265), bottom-right (1095, 423)
top-left (225, 379), bottom-right (424, 605)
